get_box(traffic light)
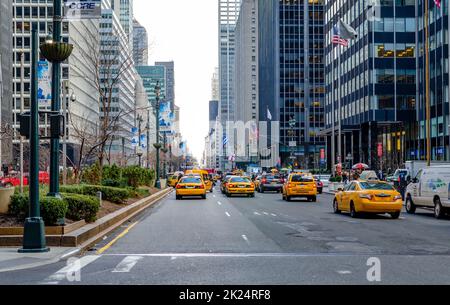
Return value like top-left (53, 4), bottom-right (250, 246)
top-left (50, 114), bottom-right (65, 139)
top-left (18, 112), bottom-right (31, 138)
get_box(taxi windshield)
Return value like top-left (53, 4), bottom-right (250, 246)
top-left (230, 177), bottom-right (250, 183)
top-left (180, 177), bottom-right (202, 184)
top-left (359, 182), bottom-right (394, 190)
top-left (291, 175), bottom-right (313, 182)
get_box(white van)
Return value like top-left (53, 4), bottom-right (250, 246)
top-left (405, 165), bottom-right (450, 219)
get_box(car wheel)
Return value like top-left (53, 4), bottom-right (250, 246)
top-left (333, 199), bottom-right (341, 214)
top-left (250, 193), bottom-right (255, 198)
top-left (311, 196), bottom-right (317, 202)
top-left (390, 212), bottom-right (400, 219)
top-left (350, 202), bottom-right (358, 218)
top-left (202, 194), bottom-right (207, 200)
top-left (286, 196), bottom-right (291, 202)
top-left (434, 197), bottom-right (445, 219)
top-left (405, 195), bottom-right (416, 214)
top-left (176, 195), bottom-right (181, 200)
top-left (260, 187), bottom-right (264, 193)
top-left (210, 188), bottom-right (213, 193)
top-left (226, 193), bottom-right (231, 197)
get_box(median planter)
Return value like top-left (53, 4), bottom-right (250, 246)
top-left (0, 187), bottom-right (15, 214)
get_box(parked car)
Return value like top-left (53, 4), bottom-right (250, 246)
top-left (316, 174), bottom-right (331, 187)
top-left (258, 174), bottom-right (284, 193)
top-left (0, 171), bottom-right (50, 188)
top-left (405, 165), bottom-right (450, 219)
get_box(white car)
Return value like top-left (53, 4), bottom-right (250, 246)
top-left (405, 165), bottom-right (450, 219)
top-left (317, 174), bottom-right (331, 187)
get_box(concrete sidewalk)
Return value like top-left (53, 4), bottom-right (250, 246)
top-left (0, 247), bottom-right (79, 273)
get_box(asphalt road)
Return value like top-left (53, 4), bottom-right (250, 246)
top-left (2, 186), bottom-right (450, 285)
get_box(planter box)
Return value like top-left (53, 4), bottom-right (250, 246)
top-left (0, 188), bottom-right (15, 214)
top-left (328, 182), bottom-right (345, 192)
top-left (0, 220), bottom-right (86, 236)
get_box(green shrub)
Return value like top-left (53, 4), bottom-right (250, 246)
top-left (81, 162), bottom-right (101, 185)
top-left (122, 166), bottom-right (155, 188)
top-left (40, 197), bottom-right (68, 225)
top-left (101, 178), bottom-right (127, 188)
top-left (60, 184), bottom-right (130, 204)
top-left (103, 164), bottom-right (122, 181)
top-left (9, 194), bottom-right (68, 226)
top-left (63, 193), bottom-right (100, 223)
top-left (9, 193), bottom-right (29, 219)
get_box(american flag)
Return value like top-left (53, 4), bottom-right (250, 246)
top-left (332, 25), bottom-right (348, 47)
top-left (435, 0), bottom-right (441, 8)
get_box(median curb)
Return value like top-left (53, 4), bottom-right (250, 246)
top-left (0, 187), bottom-right (173, 248)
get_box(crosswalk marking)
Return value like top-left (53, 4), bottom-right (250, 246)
top-left (112, 256), bottom-right (143, 273)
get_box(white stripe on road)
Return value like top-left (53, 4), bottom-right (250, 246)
top-left (263, 212), bottom-right (269, 216)
top-left (253, 212), bottom-right (261, 216)
top-left (337, 270), bottom-right (352, 275)
top-left (112, 256), bottom-right (143, 273)
top-left (44, 255), bottom-right (100, 283)
top-left (271, 213), bottom-right (277, 217)
top-left (213, 194), bottom-right (216, 198)
top-left (225, 212), bottom-right (231, 217)
top-left (217, 201), bottom-right (222, 206)
top-left (242, 235), bottom-right (249, 244)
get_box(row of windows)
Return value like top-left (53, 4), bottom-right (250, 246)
top-left (374, 43), bottom-right (415, 58)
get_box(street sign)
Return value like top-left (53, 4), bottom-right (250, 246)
top-left (63, 1), bottom-right (101, 20)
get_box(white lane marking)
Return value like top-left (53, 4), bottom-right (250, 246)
top-left (225, 212), bottom-right (231, 217)
top-left (242, 235), bottom-right (249, 244)
top-left (253, 212), bottom-right (261, 216)
top-left (271, 213), bottom-right (277, 217)
top-left (103, 253), bottom-right (369, 258)
top-left (263, 212), bottom-right (269, 216)
top-left (45, 255), bottom-right (100, 283)
top-left (213, 195), bottom-right (216, 198)
top-left (217, 201), bottom-right (222, 206)
top-left (112, 256), bottom-right (143, 273)
top-left (337, 270), bottom-right (352, 275)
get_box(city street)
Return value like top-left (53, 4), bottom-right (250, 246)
top-left (1, 186), bottom-right (450, 285)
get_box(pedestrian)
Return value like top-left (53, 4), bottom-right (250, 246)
top-left (342, 171), bottom-right (348, 184)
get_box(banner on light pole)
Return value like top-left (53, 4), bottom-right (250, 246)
top-left (63, 0), bottom-right (102, 20)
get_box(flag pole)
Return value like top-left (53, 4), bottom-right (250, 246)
top-left (425, 0), bottom-right (431, 166)
top-left (331, 42), bottom-right (336, 176)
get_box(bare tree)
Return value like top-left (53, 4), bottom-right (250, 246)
top-left (70, 21), bottom-right (137, 180)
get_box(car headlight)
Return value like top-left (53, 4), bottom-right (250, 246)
top-left (393, 195), bottom-right (402, 201)
top-left (359, 194), bottom-right (373, 200)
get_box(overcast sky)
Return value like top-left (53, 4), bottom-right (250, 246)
top-left (134, 0), bottom-right (218, 162)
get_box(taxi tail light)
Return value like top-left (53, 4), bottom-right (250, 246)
top-left (176, 184), bottom-right (184, 189)
top-left (199, 185), bottom-right (205, 189)
top-left (394, 195), bottom-right (402, 201)
top-left (288, 183), bottom-right (295, 188)
top-left (262, 178), bottom-right (267, 184)
top-left (359, 193), bottom-right (373, 200)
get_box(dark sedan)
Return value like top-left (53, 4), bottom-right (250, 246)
top-left (257, 174), bottom-right (284, 193)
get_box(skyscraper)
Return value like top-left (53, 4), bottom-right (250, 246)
top-left (12, 0), bottom-right (100, 167)
top-left (258, 0), bottom-right (325, 169)
top-left (0, 0), bottom-right (13, 167)
top-left (218, 0), bottom-right (241, 170)
top-left (111, 0), bottom-right (134, 48)
top-left (155, 61), bottom-right (175, 107)
top-left (324, 0), bottom-right (417, 171)
top-left (133, 19), bottom-right (148, 66)
top-left (235, 0), bottom-right (259, 166)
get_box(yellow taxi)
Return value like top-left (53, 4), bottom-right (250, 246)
top-left (225, 176), bottom-right (255, 197)
top-left (185, 169), bottom-right (213, 193)
top-left (333, 180), bottom-right (403, 219)
top-left (175, 175), bottom-right (207, 200)
top-left (282, 173), bottom-right (317, 202)
top-left (167, 174), bottom-right (180, 188)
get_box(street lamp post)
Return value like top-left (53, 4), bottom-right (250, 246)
top-left (137, 114), bottom-right (143, 167)
top-left (154, 81), bottom-right (161, 189)
top-left (40, 0), bottom-right (72, 198)
top-left (19, 25), bottom-right (49, 253)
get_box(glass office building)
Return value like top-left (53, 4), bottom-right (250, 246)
top-left (324, 0), bottom-right (417, 171)
top-left (259, 0), bottom-right (326, 169)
